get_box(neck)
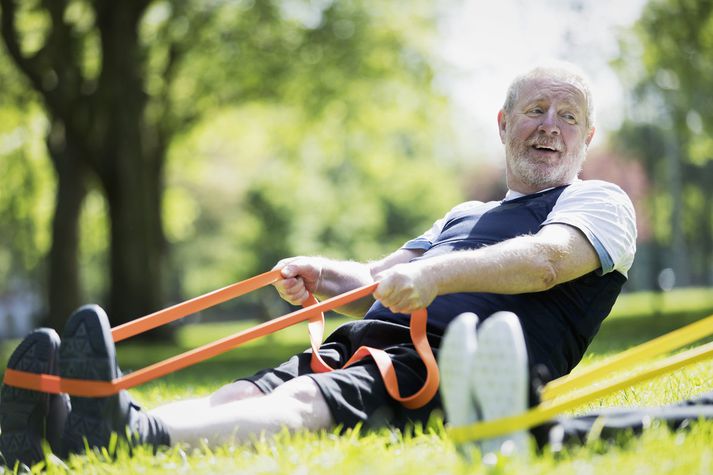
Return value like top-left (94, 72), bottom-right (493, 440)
top-left (505, 171), bottom-right (577, 195)
top-left (507, 179), bottom-right (560, 195)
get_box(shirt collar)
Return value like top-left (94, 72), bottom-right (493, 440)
top-left (503, 179), bottom-right (580, 202)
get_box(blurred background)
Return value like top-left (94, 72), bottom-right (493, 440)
top-left (0, 0), bottom-right (711, 339)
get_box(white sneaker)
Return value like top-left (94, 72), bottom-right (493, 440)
top-left (439, 312), bottom-right (480, 429)
top-left (472, 311), bottom-right (530, 457)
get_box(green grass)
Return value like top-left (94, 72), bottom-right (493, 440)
top-left (2, 287), bottom-right (713, 473)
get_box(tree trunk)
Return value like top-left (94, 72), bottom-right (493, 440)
top-left (93, 1), bottom-right (167, 327)
top-left (1, 0), bottom-right (168, 329)
top-left (701, 162), bottom-right (713, 286)
top-left (104, 152), bottom-right (165, 325)
top-left (45, 121), bottom-right (89, 330)
top-left (665, 122), bottom-right (690, 286)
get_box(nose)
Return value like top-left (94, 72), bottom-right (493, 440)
top-left (538, 109), bottom-right (560, 136)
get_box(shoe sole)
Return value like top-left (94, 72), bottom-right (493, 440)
top-left (0, 329), bottom-right (60, 467)
top-left (472, 312), bottom-right (529, 457)
top-left (60, 305), bottom-right (118, 455)
top-left (439, 312), bottom-right (480, 428)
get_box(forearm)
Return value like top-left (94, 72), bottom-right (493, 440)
top-left (312, 249), bottom-right (423, 317)
top-left (422, 237), bottom-right (561, 296)
top-left (373, 224), bottom-right (601, 314)
top-left (424, 229), bottom-right (598, 296)
top-left (313, 258), bottom-right (376, 318)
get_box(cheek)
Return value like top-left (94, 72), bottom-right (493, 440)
top-left (509, 121), bottom-right (536, 142)
top-left (563, 127), bottom-right (589, 147)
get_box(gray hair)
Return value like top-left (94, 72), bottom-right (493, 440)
top-left (502, 62), bottom-right (595, 129)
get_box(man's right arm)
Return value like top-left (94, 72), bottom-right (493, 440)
top-left (272, 248), bottom-right (423, 318)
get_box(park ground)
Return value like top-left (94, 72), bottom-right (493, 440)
top-left (1, 288), bottom-right (713, 474)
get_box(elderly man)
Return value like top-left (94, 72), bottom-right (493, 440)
top-left (0, 62), bottom-right (636, 466)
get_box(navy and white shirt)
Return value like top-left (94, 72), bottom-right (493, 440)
top-left (364, 179), bottom-right (637, 377)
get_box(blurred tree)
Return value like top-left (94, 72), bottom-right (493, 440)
top-left (615, 0), bottom-right (713, 287)
top-left (168, 96), bottom-right (459, 304)
top-left (0, 40), bottom-right (54, 333)
top-left (0, 105), bottom-right (54, 309)
top-left (0, 0), bottom-right (457, 327)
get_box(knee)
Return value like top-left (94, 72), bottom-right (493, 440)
top-left (270, 376), bottom-right (335, 429)
top-left (272, 376), bottom-right (321, 401)
top-left (209, 380), bottom-right (264, 406)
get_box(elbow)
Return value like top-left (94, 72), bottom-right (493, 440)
top-left (536, 262), bottom-right (559, 291)
top-left (531, 243), bottom-right (565, 291)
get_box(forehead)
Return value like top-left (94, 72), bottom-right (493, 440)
top-left (517, 77), bottom-right (587, 109)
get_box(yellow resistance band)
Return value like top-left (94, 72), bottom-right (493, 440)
top-left (448, 313), bottom-right (713, 443)
top-left (543, 312), bottom-right (713, 401)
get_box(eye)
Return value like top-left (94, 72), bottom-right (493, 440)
top-left (526, 107), bottom-right (543, 115)
top-left (561, 112), bottom-right (577, 124)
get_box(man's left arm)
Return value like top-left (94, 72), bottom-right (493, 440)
top-left (374, 223), bottom-right (599, 314)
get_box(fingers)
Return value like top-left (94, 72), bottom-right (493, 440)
top-left (372, 276), bottom-right (401, 307)
top-left (271, 256), bottom-right (322, 305)
top-left (374, 267), bottom-right (431, 314)
top-left (272, 257), bottom-right (299, 278)
top-left (377, 291), bottom-right (421, 314)
top-left (275, 276), bottom-right (310, 305)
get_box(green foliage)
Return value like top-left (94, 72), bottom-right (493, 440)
top-left (0, 104), bottom-right (54, 292)
top-left (166, 93), bottom-right (458, 297)
top-left (0, 0), bottom-right (461, 315)
top-left (141, 0), bottom-right (442, 137)
top-left (615, 0), bottom-right (713, 286)
top-left (77, 189), bottom-right (109, 301)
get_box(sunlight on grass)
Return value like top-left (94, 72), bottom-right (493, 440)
top-left (2, 288), bottom-right (713, 473)
top-left (610, 287), bottom-right (713, 319)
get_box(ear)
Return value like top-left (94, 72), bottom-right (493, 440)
top-left (585, 126), bottom-right (596, 146)
top-left (497, 110), bottom-right (507, 144)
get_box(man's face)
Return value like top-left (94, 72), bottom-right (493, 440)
top-left (498, 77), bottom-right (595, 193)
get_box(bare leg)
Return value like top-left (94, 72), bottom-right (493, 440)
top-left (209, 380), bottom-right (264, 405)
top-left (149, 377), bottom-right (334, 447)
top-left (148, 380), bottom-right (264, 421)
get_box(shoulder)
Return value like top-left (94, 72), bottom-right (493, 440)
top-left (448, 200), bottom-right (489, 213)
top-left (560, 179), bottom-right (633, 206)
top-left (546, 179), bottom-right (637, 276)
top-left (555, 180), bottom-right (635, 218)
top-left (446, 199), bottom-right (499, 216)
top-left (552, 179), bottom-right (636, 224)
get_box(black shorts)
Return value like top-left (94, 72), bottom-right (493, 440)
top-left (242, 319), bottom-right (443, 430)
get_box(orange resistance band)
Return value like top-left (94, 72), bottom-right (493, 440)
top-left (3, 269), bottom-right (439, 410)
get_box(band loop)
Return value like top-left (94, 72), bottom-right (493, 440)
top-left (3, 269), bottom-right (438, 408)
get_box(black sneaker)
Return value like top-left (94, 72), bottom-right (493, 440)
top-left (59, 305), bottom-right (170, 457)
top-left (0, 329), bottom-right (70, 467)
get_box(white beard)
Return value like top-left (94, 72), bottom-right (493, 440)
top-left (506, 140), bottom-right (586, 189)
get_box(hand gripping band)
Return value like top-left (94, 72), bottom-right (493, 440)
top-left (3, 269), bottom-right (439, 410)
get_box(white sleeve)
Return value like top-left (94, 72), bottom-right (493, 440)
top-left (402, 201), bottom-right (485, 251)
top-left (542, 180), bottom-right (637, 277)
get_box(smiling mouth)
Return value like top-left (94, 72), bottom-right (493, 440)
top-left (531, 144), bottom-right (559, 152)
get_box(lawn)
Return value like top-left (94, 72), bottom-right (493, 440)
top-left (2, 288), bottom-right (713, 474)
